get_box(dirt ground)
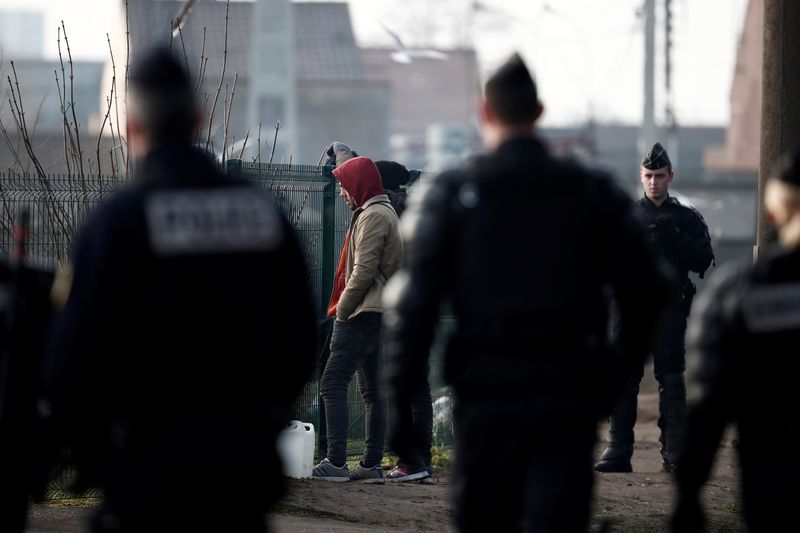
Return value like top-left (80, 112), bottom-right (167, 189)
top-left (26, 390), bottom-right (744, 533)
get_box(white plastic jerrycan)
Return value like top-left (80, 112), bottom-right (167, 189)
top-left (277, 420), bottom-right (315, 478)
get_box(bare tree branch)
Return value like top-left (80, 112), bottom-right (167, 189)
top-left (107, 32), bottom-right (126, 177)
top-left (177, 25), bottom-right (190, 75)
top-left (238, 126), bottom-right (250, 160)
top-left (222, 72), bottom-right (238, 166)
top-left (61, 21), bottom-right (85, 178)
top-left (269, 120), bottom-right (280, 165)
top-left (205, 0), bottom-right (230, 153)
top-left (256, 122), bottom-right (262, 163)
top-left (196, 27), bottom-right (207, 98)
top-left (56, 28), bottom-right (78, 175)
top-left (96, 34), bottom-right (117, 176)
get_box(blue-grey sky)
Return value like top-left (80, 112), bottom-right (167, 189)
top-left (0, 0), bottom-right (750, 127)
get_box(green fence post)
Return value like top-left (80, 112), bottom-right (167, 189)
top-left (317, 166), bottom-right (337, 458)
top-left (321, 167), bottom-right (336, 316)
top-left (224, 158), bottom-right (242, 175)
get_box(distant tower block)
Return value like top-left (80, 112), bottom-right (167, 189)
top-left (248, 0), bottom-right (297, 161)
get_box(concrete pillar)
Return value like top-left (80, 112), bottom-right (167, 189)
top-left (757, 0), bottom-right (800, 252)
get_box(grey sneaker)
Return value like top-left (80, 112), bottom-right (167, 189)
top-left (350, 461), bottom-right (385, 484)
top-left (312, 458), bottom-right (350, 482)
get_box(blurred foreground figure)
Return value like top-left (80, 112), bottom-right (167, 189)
top-left (0, 218), bottom-right (54, 533)
top-left (671, 148), bottom-right (800, 533)
top-left (45, 47), bottom-right (316, 533)
top-left (384, 53), bottom-right (672, 532)
top-left (596, 143), bottom-right (714, 473)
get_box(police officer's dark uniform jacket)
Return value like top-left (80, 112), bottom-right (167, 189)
top-left (384, 135), bottom-right (672, 532)
top-left (673, 244), bottom-right (800, 532)
top-left (636, 195), bottom-right (714, 288)
top-left (45, 107), bottom-right (316, 531)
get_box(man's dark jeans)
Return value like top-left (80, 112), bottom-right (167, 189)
top-left (320, 312), bottom-right (385, 467)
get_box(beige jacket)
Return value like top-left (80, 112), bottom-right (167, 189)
top-left (336, 195), bottom-right (403, 320)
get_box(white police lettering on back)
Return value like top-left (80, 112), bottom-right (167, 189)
top-left (145, 188), bottom-right (282, 255)
top-left (742, 283), bottom-right (800, 332)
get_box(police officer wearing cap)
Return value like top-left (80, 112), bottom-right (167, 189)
top-left (671, 147), bottom-right (800, 532)
top-left (384, 52), bottom-right (672, 532)
top-left (596, 143), bottom-right (714, 474)
top-left (44, 47), bottom-right (316, 532)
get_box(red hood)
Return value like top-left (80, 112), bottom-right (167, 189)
top-left (333, 157), bottom-right (385, 208)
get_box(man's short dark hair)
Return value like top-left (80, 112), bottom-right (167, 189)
top-left (128, 47), bottom-right (197, 144)
top-left (484, 52), bottom-right (539, 126)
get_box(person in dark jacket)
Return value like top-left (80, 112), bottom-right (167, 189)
top-left (671, 147), bottom-right (800, 533)
top-left (596, 143), bottom-right (714, 473)
top-left (374, 160), bottom-right (432, 482)
top-left (44, 47), bottom-right (316, 533)
top-left (384, 52), bottom-right (672, 532)
top-left (376, 160), bottom-right (411, 218)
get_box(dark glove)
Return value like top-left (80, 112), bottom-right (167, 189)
top-left (653, 215), bottom-right (686, 244)
top-left (645, 223), bottom-right (662, 246)
top-left (670, 495), bottom-right (705, 533)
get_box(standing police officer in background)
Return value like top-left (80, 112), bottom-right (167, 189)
top-left (384, 53), bottom-right (672, 532)
top-left (45, 47), bottom-right (316, 532)
top-left (596, 143), bottom-right (714, 474)
top-left (671, 148), bottom-right (800, 533)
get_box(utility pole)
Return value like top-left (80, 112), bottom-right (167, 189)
top-left (664, 0), bottom-right (679, 167)
top-left (640, 0), bottom-right (657, 154)
top-left (757, 0), bottom-right (800, 253)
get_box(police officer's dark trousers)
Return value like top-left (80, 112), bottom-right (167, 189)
top-left (453, 396), bottom-right (595, 533)
top-left (602, 298), bottom-right (688, 468)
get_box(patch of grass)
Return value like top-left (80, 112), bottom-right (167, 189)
top-left (720, 500), bottom-right (742, 513)
top-left (430, 446), bottom-right (454, 471)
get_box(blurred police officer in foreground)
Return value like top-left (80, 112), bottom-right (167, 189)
top-left (596, 144), bottom-right (714, 473)
top-left (671, 148), bottom-right (800, 533)
top-left (384, 52), bottom-right (672, 532)
top-left (0, 224), bottom-right (54, 533)
top-left (44, 47), bottom-right (316, 533)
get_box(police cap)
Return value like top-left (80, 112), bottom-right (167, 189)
top-left (641, 142), bottom-right (672, 170)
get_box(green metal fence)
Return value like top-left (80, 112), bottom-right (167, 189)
top-left (1, 162), bottom-right (449, 497)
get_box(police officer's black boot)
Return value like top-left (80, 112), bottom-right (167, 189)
top-left (595, 379), bottom-right (639, 473)
top-left (657, 372), bottom-right (686, 473)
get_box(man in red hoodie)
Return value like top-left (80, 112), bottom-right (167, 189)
top-left (313, 157), bottom-right (403, 482)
